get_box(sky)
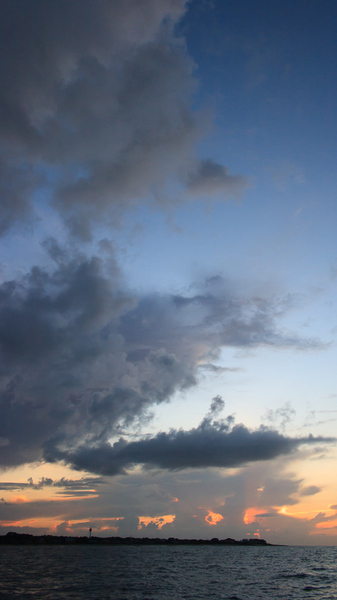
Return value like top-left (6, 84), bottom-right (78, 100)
top-left (0, 0), bottom-right (337, 545)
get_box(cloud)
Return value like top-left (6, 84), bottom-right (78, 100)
top-left (0, 2), bottom-right (323, 485)
top-left (300, 485), bottom-right (321, 496)
top-left (256, 475), bottom-right (301, 507)
top-left (0, 243), bottom-right (325, 471)
top-left (0, 476), bottom-right (103, 492)
top-left (0, 0), bottom-right (246, 240)
top-left (51, 402), bottom-right (334, 476)
top-left (0, 2), bottom-right (335, 547)
top-left (0, 453), bottom-right (332, 543)
top-left (184, 159), bottom-right (248, 198)
top-left (0, 1), bottom-right (187, 234)
top-left (263, 402), bottom-right (296, 431)
top-left (198, 364), bottom-right (242, 374)
top-left (52, 477), bottom-right (104, 490)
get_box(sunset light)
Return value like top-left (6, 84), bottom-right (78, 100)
top-left (138, 515), bottom-right (176, 531)
top-left (0, 0), bottom-right (336, 550)
top-left (205, 511), bottom-right (224, 526)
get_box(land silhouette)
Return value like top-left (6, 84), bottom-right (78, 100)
top-left (0, 532), bottom-right (272, 546)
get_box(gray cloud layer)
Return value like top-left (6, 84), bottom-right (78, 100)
top-left (0, 0), bottom-right (246, 239)
top-left (0, 476), bottom-right (102, 493)
top-left (0, 242), bottom-right (323, 471)
top-left (51, 419), bottom-right (332, 476)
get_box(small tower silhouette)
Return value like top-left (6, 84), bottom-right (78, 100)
top-left (89, 527), bottom-right (92, 539)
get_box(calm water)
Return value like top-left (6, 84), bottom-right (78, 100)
top-left (1, 545), bottom-right (337, 599)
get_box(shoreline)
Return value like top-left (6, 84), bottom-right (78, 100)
top-left (0, 532), bottom-right (274, 546)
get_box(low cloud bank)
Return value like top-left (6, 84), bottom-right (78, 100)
top-left (47, 399), bottom-right (334, 475)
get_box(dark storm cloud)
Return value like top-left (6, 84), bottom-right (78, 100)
top-left (0, 0), bottom-right (245, 238)
top-left (53, 402), bottom-right (334, 476)
top-left (0, 244), bottom-right (325, 472)
top-left (0, 244), bottom-right (198, 467)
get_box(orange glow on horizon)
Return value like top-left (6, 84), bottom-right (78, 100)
top-left (315, 519), bottom-right (337, 530)
top-left (205, 510), bottom-right (223, 526)
top-left (0, 521), bottom-right (25, 527)
top-left (49, 494), bottom-right (100, 502)
top-left (243, 507), bottom-right (269, 524)
top-left (11, 496), bottom-right (28, 503)
top-left (138, 514), bottom-right (175, 530)
top-left (0, 515), bottom-right (125, 534)
top-left (278, 507), bottom-right (337, 519)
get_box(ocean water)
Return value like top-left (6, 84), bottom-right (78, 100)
top-left (1, 544), bottom-right (337, 599)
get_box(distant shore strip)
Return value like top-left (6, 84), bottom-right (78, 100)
top-left (0, 532), bottom-right (274, 546)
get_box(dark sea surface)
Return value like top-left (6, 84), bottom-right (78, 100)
top-left (1, 544), bottom-right (337, 599)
